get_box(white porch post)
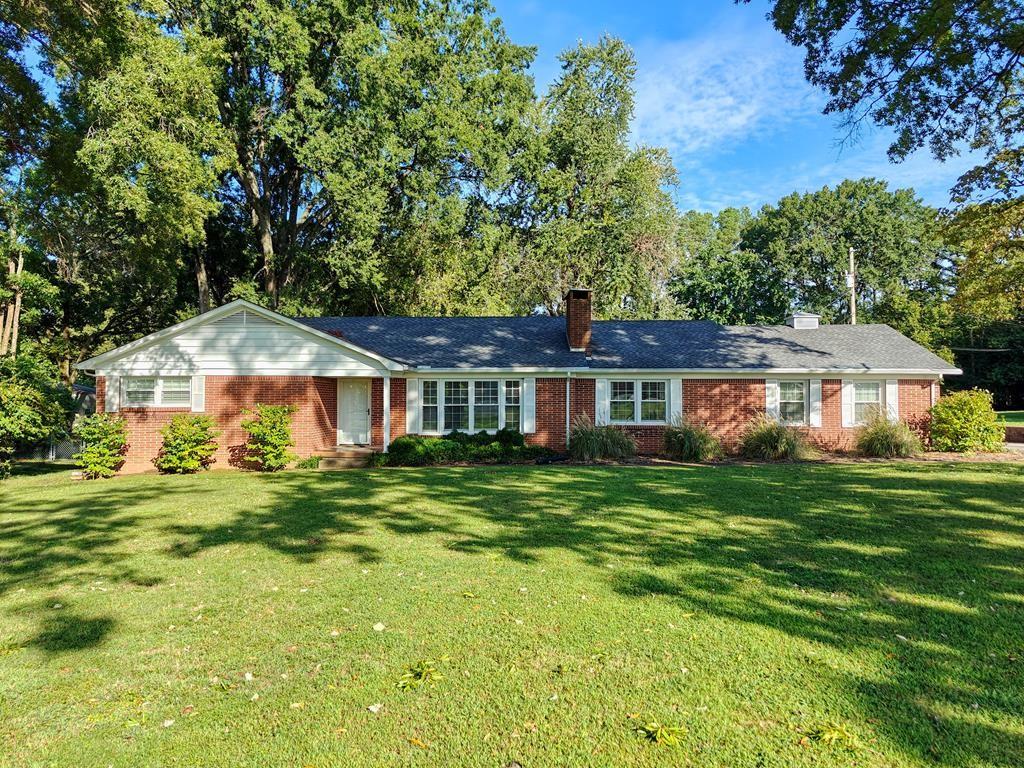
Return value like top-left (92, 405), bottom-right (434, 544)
top-left (382, 374), bottom-right (391, 452)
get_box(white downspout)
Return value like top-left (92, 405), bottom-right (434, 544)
top-left (382, 374), bottom-right (391, 452)
top-left (565, 371), bottom-right (571, 449)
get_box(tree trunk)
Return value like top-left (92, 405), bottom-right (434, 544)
top-left (8, 250), bottom-right (23, 356)
top-left (195, 249), bottom-right (211, 313)
top-left (0, 252), bottom-right (21, 356)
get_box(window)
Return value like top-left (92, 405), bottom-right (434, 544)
top-left (161, 377), bottom-right (192, 405)
top-left (444, 381), bottom-right (470, 431)
top-left (854, 381), bottom-right (882, 425)
top-left (608, 379), bottom-right (669, 423)
top-left (124, 377), bottom-right (156, 406)
top-left (504, 380), bottom-right (521, 431)
top-left (422, 381), bottom-right (438, 432)
top-left (779, 381), bottom-right (807, 425)
top-left (123, 376), bottom-right (191, 408)
top-left (421, 379), bottom-right (523, 433)
top-left (640, 381), bottom-right (666, 421)
top-left (474, 380), bottom-right (499, 430)
top-left (610, 381), bottom-right (636, 422)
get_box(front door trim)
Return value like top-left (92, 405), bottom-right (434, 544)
top-left (337, 378), bottom-right (371, 445)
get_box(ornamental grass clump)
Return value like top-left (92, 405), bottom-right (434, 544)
top-left (73, 413), bottom-right (128, 479)
top-left (154, 414), bottom-right (220, 474)
top-left (240, 404), bottom-right (296, 471)
top-left (568, 415), bottom-right (636, 462)
top-left (739, 415), bottom-right (809, 461)
top-left (929, 389), bottom-right (1004, 453)
top-left (663, 419), bottom-right (724, 462)
top-left (855, 415), bottom-right (922, 458)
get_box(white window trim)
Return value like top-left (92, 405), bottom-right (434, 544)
top-left (122, 375), bottom-right (192, 409)
top-left (420, 378), bottom-right (523, 434)
top-left (852, 380), bottom-right (884, 426)
top-left (778, 380), bottom-right (809, 427)
top-left (609, 379), bottom-right (669, 425)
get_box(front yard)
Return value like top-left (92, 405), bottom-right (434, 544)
top-left (1, 462), bottom-right (1022, 767)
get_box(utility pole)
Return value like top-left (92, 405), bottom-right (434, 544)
top-left (847, 246), bottom-right (856, 325)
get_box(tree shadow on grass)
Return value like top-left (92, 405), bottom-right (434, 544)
top-left (4, 462), bottom-right (1022, 764)
top-left (27, 604), bottom-right (116, 654)
top-left (183, 462), bottom-right (1022, 767)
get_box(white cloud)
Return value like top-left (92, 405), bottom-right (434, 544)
top-left (630, 20), bottom-right (822, 155)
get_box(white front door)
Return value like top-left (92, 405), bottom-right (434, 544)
top-left (337, 379), bottom-right (371, 444)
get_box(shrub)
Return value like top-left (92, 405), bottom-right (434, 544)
top-left (739, 415), bottom-right (808, 461)
top-left (929, 389), bottom-right (1004, 453)
top-left (855, 416), bottom-right (922, 458)
top-left (568, 415), bottom-right (636, 462)
top-left (240, 404), bottom-right (297, 471)
top-left (73, 414), bottom-right (128, 479)
top-left (664, 420), bottom-right (724, 462)
top-left (153, 414), bottom-right (219, 474)
top-left (383, 434), bottom-right (551, 466)
top-left (295, 455), bottom-right (321, 470)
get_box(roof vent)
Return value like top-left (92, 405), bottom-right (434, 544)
top-left (786, 311), bottom-right (820, 329)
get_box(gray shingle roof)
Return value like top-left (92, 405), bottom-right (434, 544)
top-left (297, 316), bottom-right (958, 373)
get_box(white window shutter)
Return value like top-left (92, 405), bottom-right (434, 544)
top-left (406, 378), bottom-right (420, 434)
top-left (841, 380), bottom-right (855, 427)
top-left (191, 375), bottom-right (205, 412)
top-left (765, 379), bottom-right (780, 420)
top-left (886, 379), bottom-right (899, 422)
top-left (809, 379), bottom-right (822, 427)
top-left (594, 378), bottom-right (610, 425)
top-left (522, 377), bottom-right (536, 433)
top-left (105, 375), bottom-right (120, 412)
top-left (669, 378), bottom-right (684, 424)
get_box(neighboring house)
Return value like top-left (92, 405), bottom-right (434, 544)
top-left (76, 289), bottom-right (959, 471)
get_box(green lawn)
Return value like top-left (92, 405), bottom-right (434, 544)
top-left (2, 463), bottom-right (1022, 767)
top-left (998, 410), bottom-right (1024, 426)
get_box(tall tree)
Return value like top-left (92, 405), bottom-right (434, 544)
top-left (165, 0), bottom-right (536, 313)
top-left (753, 0), bottom-right (1024, 206)
top-left (740, 179), bottom-right (951, 347)
top-left (516, 37), bottom-right (681, 318)
top-left (671, 207), bottom-right (789, 324)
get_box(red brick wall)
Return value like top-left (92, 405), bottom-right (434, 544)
top-left (684, 379), bottom-right (765, 449)
top-left (96, 375), bottom-right (337, 473)
top-left (527, 378), bottom-right (568, 451)
top-left (390, 378), bottom-right (407, 441)
top-left (370, 378), bottom-right (385, 447)
top-left (556, 377), bottom-right (941, 455)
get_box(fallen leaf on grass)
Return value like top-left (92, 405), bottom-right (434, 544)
top-left (367, 703), bottom-right (383, 714)
top-left (373, 623), bottom-right (386, 632)
top-left (408, 737), bottom-right (430, 750)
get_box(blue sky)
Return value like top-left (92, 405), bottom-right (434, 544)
top-left (493, 0), bottom-right (974, 212)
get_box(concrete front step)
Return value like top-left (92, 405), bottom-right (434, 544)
top-left (314, 445), bottom-right (380, 469)
top-left (319, 456), bottom-right (372, 470)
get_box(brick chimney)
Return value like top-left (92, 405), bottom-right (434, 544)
top-left (565, 288), bottom-right (592, 354)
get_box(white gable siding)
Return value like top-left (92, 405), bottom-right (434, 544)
top-left (96, 310), bottom-right (384, 377)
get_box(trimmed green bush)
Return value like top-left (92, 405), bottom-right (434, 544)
top-left (384, 434), bottom-right (550, 466)
top-left (664, 420), bottom-right (724, 462)
top-left (739, 416), bottom-right (808, 461)
top-left (295, 455), bottom-right (321, 470)
top-left (153, 414), bottom-right (219, 474)
top-left (568, 415), bottom-right (636, 462)
top-left (73, 414), bottom-right (128, 479)
top-left (855, 416), bottom-right (923, 458)
top-left (240, 404), bottom-right (297, 471)
top-left (929, 389), bottom-right (1004, 453)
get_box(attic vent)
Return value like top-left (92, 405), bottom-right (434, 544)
top-left (786, 312), bottom-right (820, 329)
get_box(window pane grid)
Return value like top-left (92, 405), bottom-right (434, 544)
top-left (610, 381), bottom-right (635, 422)
top-left (853, 382), bottom-right (882, 425)
top-left (124, 376), bottom-right (191, 407)
top-left (640, 380), bottom-right (666, 422)
top-left (423, 380), bottom-right (520, 433)
top-left (779, 381), bottom-right (806, 425)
